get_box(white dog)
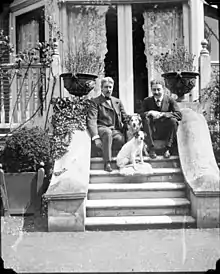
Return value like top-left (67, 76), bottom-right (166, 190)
top-left (116, 130), bottom-right (145, 170)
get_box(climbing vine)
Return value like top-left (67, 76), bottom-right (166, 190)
top-left (50, 96), bottom-right (91, 160)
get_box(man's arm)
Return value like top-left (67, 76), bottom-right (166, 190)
top-left (140, 98), bottom-right (151, 119)
top-left (161, 97), bottom-right (182, 121)
top-left (119, 100), bottom-right (128, 124)
top-left (86, 100), bottom-right (100, 139)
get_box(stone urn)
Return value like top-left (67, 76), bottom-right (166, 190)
top-left (161, 71), bottom-right (200, 102)
top-left (60, 73), bottom-right (98, 97)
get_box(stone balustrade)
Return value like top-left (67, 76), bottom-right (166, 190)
top-left (44, 130), bottom-right (91, 232)
top-left (177, 108), bottom-right (220, 228)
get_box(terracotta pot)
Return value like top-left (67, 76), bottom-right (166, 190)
top-left (60, 73), bottom-right (98, 96)
top-left (161, 71), bottom-right (200, 101)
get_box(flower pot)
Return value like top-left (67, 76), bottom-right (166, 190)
top-left (0, 166), bottom-right (45, 215)
top-left (60, 73), bottom-right (98, 96)
top-left (161, 71), bottom-right (200, 102)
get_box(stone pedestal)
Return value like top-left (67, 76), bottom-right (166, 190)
top-left (48, 195), bottom-right (86, 232)
top-left (190, 191), bottom-right (219, 228)
top-left (45, 130), bottom-right (91, 232)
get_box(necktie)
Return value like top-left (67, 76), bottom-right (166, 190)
top-left (156, 99), bottom-right (161, 107)
top-left (105, 97), bottom-right (112, 107)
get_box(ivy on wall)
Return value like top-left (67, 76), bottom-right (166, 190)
top-left (50, 96), bottom-right (91, 160)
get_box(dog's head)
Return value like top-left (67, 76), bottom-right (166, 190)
top-left (127, 114), bottom-right (142, 130)
top-left (134, 130), bottom-right (145, 142)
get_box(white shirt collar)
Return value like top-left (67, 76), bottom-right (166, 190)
top-left (102, 93), bottom-right (112, 106)
top-left (154, 94), bottom-right (163, 102)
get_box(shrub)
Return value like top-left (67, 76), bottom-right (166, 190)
top-left (210, 129), bottom-right (220, 163)
top-left (0, 126), bottom-right (53, 175)
top-left (201, 71), bottom-right (220, 164)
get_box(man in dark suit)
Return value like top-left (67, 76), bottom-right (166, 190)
top-left (87, 77), bottom-right (128, 172)
top-left (141, 79), bottom-right (182, 159)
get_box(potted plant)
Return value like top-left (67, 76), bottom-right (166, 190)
top-left (60, 41), bottom-right (104, 96)
top-left (0, 126), bottom-right (53, 215)
top-left (155, 43), bottom-right (200, 101)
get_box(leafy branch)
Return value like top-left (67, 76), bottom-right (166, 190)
top-left (50, 96), bottom-right (91, 160)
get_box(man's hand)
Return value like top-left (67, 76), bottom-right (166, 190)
top-left (94, 138), bottom-right (103, 150)
top-left (146, 110), bottom-right (163, 120)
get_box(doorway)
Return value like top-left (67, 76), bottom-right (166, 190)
top-left (132, 5), bottom-right (148, 113)
top-left (104, 6), bottom-right (119, 98)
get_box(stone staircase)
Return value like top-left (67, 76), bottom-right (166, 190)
top-left (85, 155), bottom-right (196, 231)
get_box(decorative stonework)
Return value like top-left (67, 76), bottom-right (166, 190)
top-left (199, 39), bottom-right (211, 94)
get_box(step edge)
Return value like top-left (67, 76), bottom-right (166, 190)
top-left (91, 156), bottom-right (179, 163)
top-left (88, 182), bottom-right (186, 191)
top-left (90, 168), bottom-right (183, 176)
top-left (86, 199), bottom-right (191, 208)
top-left (85, 215), bottom-right (196, 225)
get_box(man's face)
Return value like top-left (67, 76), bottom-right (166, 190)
top-left (102, 82), bottom-right (114, 98)
top-left (151, 84), bottom-right (164, 99)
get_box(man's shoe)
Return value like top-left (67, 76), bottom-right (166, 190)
top-left (149, 149), bottom-right (157, 159)
top-left (104, 162), bottom-right (113, 172)
top-left (164, 149), bottom-right (171, 158)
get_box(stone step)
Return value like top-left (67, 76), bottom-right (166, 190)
top-left (85, 215), bottom-right (196, 231)
top-left (90, 156), bottom-right (180, 170)
top-left (86, 197), bottom-right (190, 217)
top-left (89, 168), bottom-right (184, 183)
top-left (88, 182), bottom-right (186, 200)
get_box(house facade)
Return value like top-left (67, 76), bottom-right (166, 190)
top-left (0, 0), bottom-right (219, 127)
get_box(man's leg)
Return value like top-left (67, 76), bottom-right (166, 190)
top-left (156, 117), bottom-right (178, 158)
top-left (142, 116), bottom-right (157, 159)
top-left (165, 117), bottom-right (178, 153)
top-left (112, 129), bottom-right (125, 153)
top-left (98, 126), bottom-right (113, 171)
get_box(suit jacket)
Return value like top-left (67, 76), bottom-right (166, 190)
top-left (87, 94), bottom-right (128, 139)
top-left (141, 95), bottom-right (182, 121)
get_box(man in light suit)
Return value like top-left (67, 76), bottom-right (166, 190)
top-left (141, 79), bottom-right (182, 159)
top-left (87, 77), bottom-right (128, 172)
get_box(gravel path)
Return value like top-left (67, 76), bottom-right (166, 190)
top-left (1, 216), bottom-right (220, 272)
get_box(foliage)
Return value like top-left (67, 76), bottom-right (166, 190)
top-left (65, 41), bottom-right (104, 75)
top-left (0, 29), bottom-right (57, 132)
top-left (0, 29), bottom-right (14, 60)
top-left (50, 96), bottom-right (91, 160)
top-left (0, 127), bottom-right (53, 175)
top-left (201, 71), bottom-right (220, 163)
top-left (155, 43), bottom-right (196, 73)
top-left (210, 129), bottom-right (220, 163)
top-left (44, 0), bottom-right (64, 42)
top-left (0, 29), bottom-right (54, 69)
top-left (201, 71), bottom-right (220, 121)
